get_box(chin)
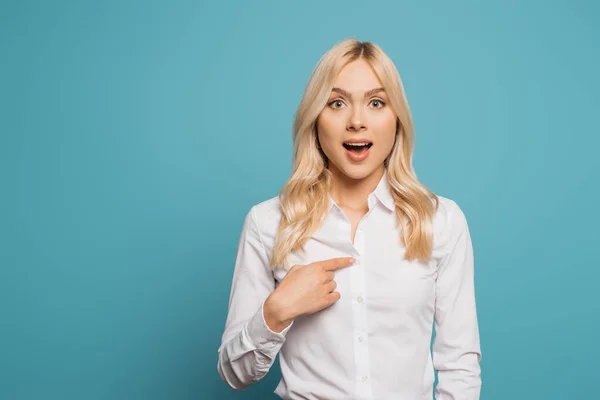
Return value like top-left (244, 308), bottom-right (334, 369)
top-left (332, 162), bottom-right (383, 181)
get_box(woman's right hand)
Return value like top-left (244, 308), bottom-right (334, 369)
top-left (263, 256), bottom-right (355, 332)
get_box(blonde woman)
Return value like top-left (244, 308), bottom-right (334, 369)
top-left (217, 38), bottom-right (482, 399)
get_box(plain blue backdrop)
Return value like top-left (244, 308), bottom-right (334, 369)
top-left (1, 0), bottom-right (599, 399)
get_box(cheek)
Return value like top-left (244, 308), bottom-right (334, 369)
top-left (372, 116), bottom-right (398, 148)
top-left (316, 114), bottom-right (343, 147)
top-left (318, 111), bottom-right (344, 130)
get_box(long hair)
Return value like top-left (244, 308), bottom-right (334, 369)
top-left (269, 38), bottom-right (439, 270)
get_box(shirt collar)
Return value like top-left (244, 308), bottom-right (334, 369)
top-left (328, 169), bottom-right (395, 212)
top-left (373, 169), bottom-right (395, 211)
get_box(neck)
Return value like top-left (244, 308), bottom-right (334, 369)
top-left (329, 164), bottom-right (385, 211)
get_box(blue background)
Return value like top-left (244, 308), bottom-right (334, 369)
top-left (1, 0), bottom-right (598, 399)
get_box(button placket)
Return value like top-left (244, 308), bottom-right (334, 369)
top-left (349, 226), bottom-right (374, 399)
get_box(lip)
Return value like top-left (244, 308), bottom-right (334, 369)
top-left (344, 144), bottom-right (372, 162)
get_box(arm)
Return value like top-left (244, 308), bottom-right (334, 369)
top-left (433, 200), bottom-right (482, 399)
top-left (216, 206), bottom-right (293, 390)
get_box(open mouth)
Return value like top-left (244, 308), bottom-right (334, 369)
top-left (343, 142), bottom-right (373, 154)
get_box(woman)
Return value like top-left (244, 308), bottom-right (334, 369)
top-left (217, 38), bottom-right (482, 399)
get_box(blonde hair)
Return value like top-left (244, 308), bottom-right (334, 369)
top-left (270, 38), bottom-right (439, 270)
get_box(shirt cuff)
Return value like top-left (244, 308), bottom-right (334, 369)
top-left (245, 300), bottom-right (293, 354)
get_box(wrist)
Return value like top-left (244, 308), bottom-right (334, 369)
top-left (264, 293), bottom-right (294, 332)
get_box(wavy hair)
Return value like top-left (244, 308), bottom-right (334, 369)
top-left (269, 38), bottom-right (439, 270)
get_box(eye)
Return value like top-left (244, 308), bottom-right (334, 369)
top-left (328, 99), bottom-right (345, 109)
top-left (370, 99), bottom-right (386, 108)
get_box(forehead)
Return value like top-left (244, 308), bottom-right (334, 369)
top-left (332, 59), bottom-right (383, 92)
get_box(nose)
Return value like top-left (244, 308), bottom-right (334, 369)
top-left (347, 107), bottom-right (367, 132)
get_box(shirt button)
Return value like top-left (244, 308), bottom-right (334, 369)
top-left (357, 336), bottom-right (364, 343)
top-left (361, 375), bottom-right (369, 383)
top-left (356, 296), bottom-right (363, 303)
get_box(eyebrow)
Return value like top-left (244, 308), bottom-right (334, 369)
top-left (331, 87), bottom-right (386, 98)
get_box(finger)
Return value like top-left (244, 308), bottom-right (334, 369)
top-left (320, 257), bottom-right (355, 271)
top-left (326, 279), bottom-right (337, 292)
top-left (326, 291), bottom-right (341, 304)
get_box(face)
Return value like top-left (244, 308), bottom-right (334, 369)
top-left (316, 58), bottom-right (397, 181)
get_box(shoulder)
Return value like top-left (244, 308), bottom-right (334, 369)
top-left (248, 195), bottom-right (283, 226)
top-left (432, 195), bottom-right (470, 255)
top-left (435, 195), bottom-right (467, 225)
top-left (245, 195), bottom-right (283, 249)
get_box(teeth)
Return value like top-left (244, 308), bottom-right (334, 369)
top-left (345, 142), bottom-right (370, 146)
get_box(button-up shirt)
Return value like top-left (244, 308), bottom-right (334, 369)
top-left (217, 171), bottom-right (482, 399)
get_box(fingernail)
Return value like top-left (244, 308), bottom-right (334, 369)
top-left (349, 257), bottom-right (355, 264)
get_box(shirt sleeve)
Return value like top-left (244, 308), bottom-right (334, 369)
top-left (216, 206), bottom-right (294, 390)
top-left (433, 200), bottom-right (482, 399)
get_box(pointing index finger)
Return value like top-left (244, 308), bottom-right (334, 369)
top-left (321, 257), bottom-right (355, 271)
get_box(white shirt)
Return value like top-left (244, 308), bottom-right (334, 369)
top-left (217, 170), bottom-right (482, 399)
